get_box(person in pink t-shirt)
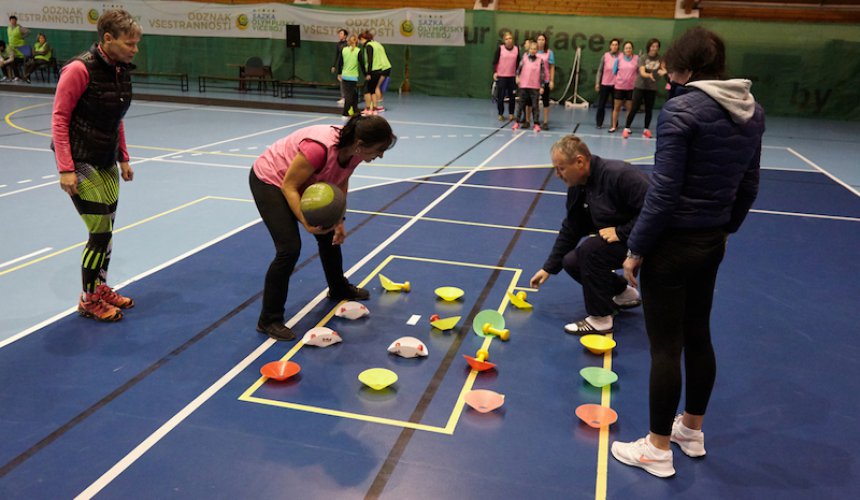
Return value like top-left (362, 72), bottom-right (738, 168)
top-left (492, 31), bottom-right (519, 121)
top-left (594, 38), bottom-right (620, 129)
top-left (609, 41), bottom-right (639, 133)
top-left (511, 41), bottom-right (545, 132)
top-left (249, 115), bottom-right (396, 341)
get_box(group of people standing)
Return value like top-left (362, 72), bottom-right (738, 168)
top-left (595, 37), bottom-right (667, 138)
top-left (50, 10), bottom-right (765, 484)
top-left (1, 15), bottom-right (54, 83)
top-left (492, 31), bottom-right (556, 131)
top-left (331, 29), bottom-right (391, 118)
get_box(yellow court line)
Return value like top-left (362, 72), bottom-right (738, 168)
top-left (4, 103), bottom-right (53, 137)
top-left (239, 254), bottom-right (524, 434)
top-left (241, 396), bottom-right (452, 434)
top-left (0, 195), bottom-right (226, 277)
top-left (625, 155), bottom-right (655, 163)
top-left (346, 209), bottom-right (557, 234)
top-left (594, 333), bottom-right (615, 500)
top-left (2, 105), bottom-right (260, 159)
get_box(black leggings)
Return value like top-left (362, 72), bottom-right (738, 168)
top-left (249, 169), bottom-right (350, 324)
top-left (595, 84), bottom-right (614, 127)
top-left (496, 76), bottom-right (516, 116)
top-left (641, 229), bottom-right (727, 436)
top-left (625, 89), bottom-right (657, 129)
top-left (341, 79), bottom-right (358, 116)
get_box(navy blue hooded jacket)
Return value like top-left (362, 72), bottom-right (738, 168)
top-left (627, 79), bottom-right (765, 256)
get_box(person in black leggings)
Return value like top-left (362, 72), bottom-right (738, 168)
top-left (249, 115), bottom-right (396, 341)
top-left (611, 27), bottom-right (765, 478)
top-left (492, 31), bottom-right (519, 121)
top-left (623, 38), bottom-right (667, 138)
top-left (594, 38), bottom-right (620, 128)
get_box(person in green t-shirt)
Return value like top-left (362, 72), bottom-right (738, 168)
top-left (23, 33), bottom-right (53, 83)
top-left (358, 31), bottom-right (391, 114)
top-left (7, 15), bottom-right (30, 80)
top-left (337, 35), bottom-right (363, 118)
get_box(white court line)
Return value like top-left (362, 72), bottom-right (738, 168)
top-left (0, 117), bottom-right (327, 200)
top-left (787, 147), bottom-right (860, 198)
top-left (75, 131), bottom-right (527, 499)
top-left (0, 219), bottom-right (259, 350)
top-left (0, 181), bottom-right (55, 198)
top-left (131, 157), bottom-right (250, 170)
top-left (0, 247), bottom-right (52, 269)
top-left (750, 208), bottom-right (860, 222)
top-left (0, 144), bottom-right (54, 153)
top-left (353, 174), bottom-right (566, 196)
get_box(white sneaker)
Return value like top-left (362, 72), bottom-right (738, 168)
top-left (671, 415), bottom-right (706, 457)
top-left (336, 98), bottom-right (345, 105)
top-left (611, 435), bottom-right (675, 478)
top-left (612, 285), bottom-right (641, 309)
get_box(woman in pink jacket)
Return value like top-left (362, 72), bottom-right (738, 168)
top-left (609, 41), bottom-right (639, 133)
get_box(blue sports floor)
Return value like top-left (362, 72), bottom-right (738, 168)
top-left (1, 88), bottom-right (859, 499)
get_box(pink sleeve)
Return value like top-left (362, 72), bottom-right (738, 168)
top-left (298, 140), bottom-right (327, 171)
top-left (52, 61), bottom-right (89, 173)
top-left (117, 121), bottom-right (129, 162)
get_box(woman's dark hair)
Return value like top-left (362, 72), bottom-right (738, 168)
top-left (663, 27), bottom-right (726, 81)
top-left (337, 115), bottom-right (397, 151)
top-left (360, 30), bottom-right (374, 41)
top-left (647, 38), bottom-right (661, 51)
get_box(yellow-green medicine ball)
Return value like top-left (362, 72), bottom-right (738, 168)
top-left (300, 182), bottom-right (346, 228)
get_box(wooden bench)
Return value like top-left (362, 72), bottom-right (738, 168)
top-left (131, 71), bottom-right (189, 92)
top-left (198, 75), bottom-right (279, 96)
top-left (279, 79), bottom-right (340, 99)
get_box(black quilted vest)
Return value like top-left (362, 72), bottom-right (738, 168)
top-left (66, 44), bottom-right (133, 167)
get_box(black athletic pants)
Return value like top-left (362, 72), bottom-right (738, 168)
top-left (249, 169), bottom-right (350, 325)
top-left (625, 89), bottom-right (657, 130)
top-left (562, 235), bottom-right (629, 317)
top-left (496, 76), bottom-right (516, 116)
top-left (641, 229), bottom-right (727, 436)
top-left (595, 84), bottom-right (614, 127)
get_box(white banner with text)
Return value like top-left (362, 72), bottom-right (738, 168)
top-left (3, 1), bottom-right (465, 46)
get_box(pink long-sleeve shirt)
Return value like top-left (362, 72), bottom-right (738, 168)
top-left (52, 48), bottom-right (129, 173)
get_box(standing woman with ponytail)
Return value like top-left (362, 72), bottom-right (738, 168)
top-left (594, 38), bottom-right (620, 129)
top-left (249, 115), bottom-right (397, 341)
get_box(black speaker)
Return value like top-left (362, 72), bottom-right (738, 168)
top-left (286, 25), bottom-right (301, 48)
